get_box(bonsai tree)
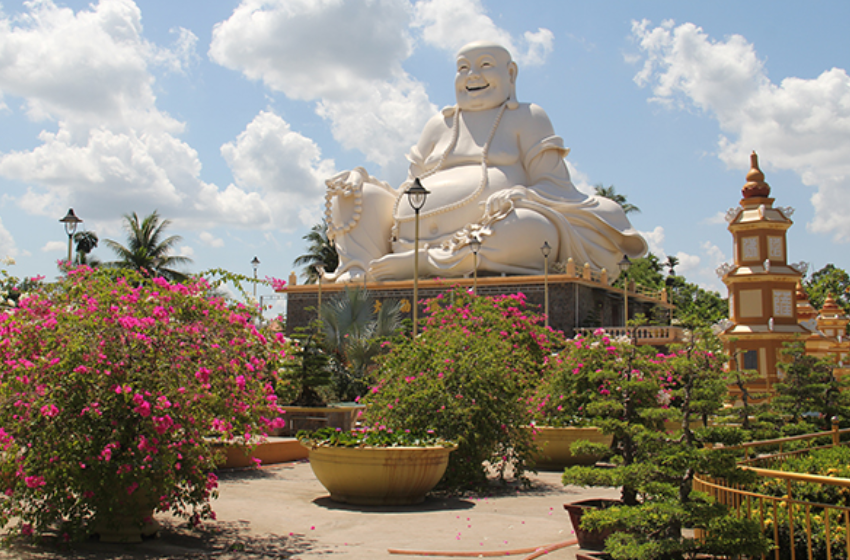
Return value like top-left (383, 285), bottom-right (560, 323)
top-left (772, 341), bottom-right (850, 430)
top-left (0, 267), bottom-right (287, 542)
top-left (278, 330), bottom-right (333, 406)
top-left (364, 287), bottom-right (565, 490)
top-left (558, 328), bottom-right (771, 560)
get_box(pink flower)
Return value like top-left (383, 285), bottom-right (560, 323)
top-left (40, 404), bottom-right (58, 417)
top-left (24, 476), bottom-right (46, 489)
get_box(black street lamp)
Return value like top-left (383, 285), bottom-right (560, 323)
top-left (405, 178), bottom-right (430, 338)
top-left (470, 235), bottom-right (481, 295)
top-left (251, 256), bottom-right (260, 298)
top-left (540, 241), bottom-right (552, 328)
top-left (59, 209), bottom-right (82, 265)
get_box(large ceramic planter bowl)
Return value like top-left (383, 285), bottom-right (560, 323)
top-left (529, 426), bottom-right (613, 469)
top-left (303, 444), bottom-right (456, 505)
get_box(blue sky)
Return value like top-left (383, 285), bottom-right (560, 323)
top-left (1, 0), bottom-right (849, 314)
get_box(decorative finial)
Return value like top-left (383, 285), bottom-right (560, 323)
top-left (822, 294), bottom-right (842, 316)
top-left (742, 151), bottom-right (771, 198)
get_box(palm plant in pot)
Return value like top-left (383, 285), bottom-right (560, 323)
top-left (319, 286), bottom-right (402, 402)
top-left (557, 328), bottom-right (771, 559)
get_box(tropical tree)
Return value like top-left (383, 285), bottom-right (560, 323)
top-left (73, 230), bottom-right (99, 266)
top-left (294, 221), bottom-right (339, 284)
top-left (594, 184), bottom-right (640, 215)
top-left (665, 255), bottom-right (680, 276)
top-left (805, 264), bottom-right (850, 314)
top-left (104, 211), bottom-right (192, 281)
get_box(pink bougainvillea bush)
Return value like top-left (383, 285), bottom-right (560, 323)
top-left (364, 287), bottom-right (565, 490)
top-left (0, 267), bottom-right (288, 542)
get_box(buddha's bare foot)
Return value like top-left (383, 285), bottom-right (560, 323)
top-left (325, 267), bottom-right (366, 283)
top-left (368, 252), bottom-right (418, 281)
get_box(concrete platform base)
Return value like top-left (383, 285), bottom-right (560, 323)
top-left (219, 437), bottom-right (308, 469)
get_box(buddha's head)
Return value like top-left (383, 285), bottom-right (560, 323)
top-left (455, 41), bottom-right (517, 112)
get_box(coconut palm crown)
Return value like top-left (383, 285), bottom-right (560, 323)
top-left (104, 211), bottom-right (192, 281)
top-left (293, 221), bottom-right (339, 284)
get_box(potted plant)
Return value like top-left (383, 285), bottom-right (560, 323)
top-left (297, 427), bottom-right (455, 505)
top-left (364, 287), bottom-right (561, 491)
top-left (0, 267), bottom-right (287, 543)
top-left (558, 328), bottom-right (771, 558)
top-left (528, 341), bottom-right (617, 469)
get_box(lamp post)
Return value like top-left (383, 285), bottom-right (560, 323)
top-left (315, 260), bottom-right (325, 326)
top-left (470, 235), bottom-right (481, 295)
top-left (405, 178), bottom-right (430, 338)
top-left (251, 256), bottom-right (260, 298)
top-left (59, 209), bottom-right (82, 265)
top-left (540, 241), bottom-right (551, 329)
top-left (618, 254), bottom-right (632, 330)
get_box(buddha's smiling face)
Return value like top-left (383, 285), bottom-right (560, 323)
top-left (455, 45), bottom-right (516, 112)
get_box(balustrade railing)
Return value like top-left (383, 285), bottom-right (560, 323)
top-left (575, 325), bottom-right (686, 345)
top-left (695, 421), bottom-right (850, 560)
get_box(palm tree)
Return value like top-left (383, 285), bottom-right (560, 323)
top-left (73, 230), bottom-right (100, 266)
top-left (320, 287), bottom-right (402, 401)
top-left (594, 184), bottom-right (640, 215)
top-left (104, 211), bottom-right (192, 281)
top-left (665, 255), bottom-right (680, 276)
top-left (293, 221), bottom-right (338, 284)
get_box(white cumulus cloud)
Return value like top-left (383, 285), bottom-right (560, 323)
top-left (0, 1), bottom-right (282, 232)
top-left (0, 219), bottom-right (18, 259)
top-left (631, 19), bottom-right (850, 244)
top-left (640, 225), bottom-right (665, 257)
top-left (41, 241), bottom-right (66, 254)
top-left (220, 110), bottom-right (336, 229)
top-left (209, 0), bottom-right (432, 174)
top-left (209, 0), bottom-right (413, 101)
top-left (199, 232), bottom-right (225, 248)
top-left (412, 0), bottom-right (553, 66)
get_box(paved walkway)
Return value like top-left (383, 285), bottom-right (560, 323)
top-left (2, 460), bottom-right (619, 559)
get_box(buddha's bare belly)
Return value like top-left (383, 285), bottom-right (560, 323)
top-left (395, 164), bottom-right (525, 242)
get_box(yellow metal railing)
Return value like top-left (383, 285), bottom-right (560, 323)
top-left (695, 421), bottom-right (850, 560)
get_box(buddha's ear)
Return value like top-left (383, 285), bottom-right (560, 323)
top-left (507, 61), bottom-right (519, 109)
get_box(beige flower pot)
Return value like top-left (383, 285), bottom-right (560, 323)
top-left (303, 444), bottom-right (455, 505)
top-left (529, 426), bottom-right (613, 468)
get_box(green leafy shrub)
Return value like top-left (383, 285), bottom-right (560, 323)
top-left (363, 287), bottom-right (564, 490)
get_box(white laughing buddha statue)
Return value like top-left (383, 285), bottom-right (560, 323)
top-left (323, 41), bottom-right (647, 283)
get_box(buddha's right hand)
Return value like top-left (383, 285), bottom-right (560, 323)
top-left (482, 186), bottom-right (528, 220)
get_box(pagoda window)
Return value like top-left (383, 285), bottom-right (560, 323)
top-left (743, 350), bottom-right (759, 371)
top-left (742, 236), bottom-right (759, 260)
top-left (772, 290), bottom-right (793, 318)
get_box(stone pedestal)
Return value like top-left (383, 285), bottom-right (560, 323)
top-left (283, 274), bottom-right (670, 338)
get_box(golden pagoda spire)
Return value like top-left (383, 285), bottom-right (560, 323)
top-left (742, 151), bottom-right (771, 199)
